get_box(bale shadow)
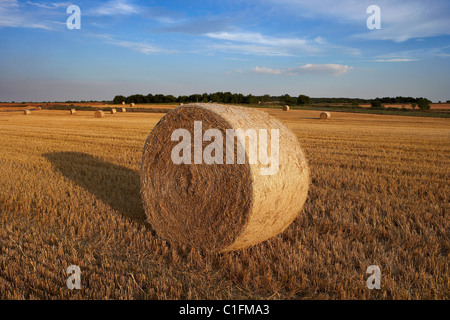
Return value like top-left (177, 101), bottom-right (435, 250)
top-left (44, 152), bottom-right (152, 229)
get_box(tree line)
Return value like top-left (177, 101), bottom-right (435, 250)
top-left (113, 92), bottom-right (312, 105)
top-left (112, 92), bottom-right (434, 107)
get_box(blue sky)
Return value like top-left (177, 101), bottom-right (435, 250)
top-left (0, 0), bottom-right (449, 102)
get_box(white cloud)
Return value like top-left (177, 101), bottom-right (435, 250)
top-left (265, 0), bottom-right (450, 42)
top-left (0, 0), bottom-right (67, 29)
top-left (93, 34), bottom-right (172, 55)
top-left (253, 64), bottom-right (353, 76)
top-left (0, 0), bottom-right (20, 27)
top-left (210, 43), bottom-right (296, 57)
top-left (26, 2), bottom-right (71, 9)
top-left (253, 67), bottom-right (284, 75)
top-left (206, 32), bottom-right (308, 47)
top-left (205, 31), bottom-right (333, 56)
top-left (91, 0), bottom-right (139, 16)
top-left (297, 64), bottom-right (353, 75)
top-left (373, 58), bottom-right (419, 62)
top-left (203, 30), bottom-right (361, 57)
top-left (371, 45), bottom-right (450, 62)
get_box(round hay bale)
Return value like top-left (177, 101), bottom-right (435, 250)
top-left (24, 110), bottom-right (31, 115)
top-left (130, 103), bottom-right (135, 107)
top-left (320, 112), bottom-right (331, 120)
top-left (36, 106), bottom-right (42, 111)
top-left (141, 103), bottom-right (310, 252)
top-left (283, 105), bottom-right (290, 111)
top-left (94, 110), bottom-right (105, 118)
top-left (122, 101), bottom-right (125, 105)
top-left (110, 108), bottom-right (117, 114)
top-left (120, 107), bottom-right (127, 113)
top-left (179, 103), bottom-right (184, 106)
top-left (70, 109), bottom-right (76, 115)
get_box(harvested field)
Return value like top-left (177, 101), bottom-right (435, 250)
top-left (359, 103), bottom-right (450, 110)
top-left (0, 108), bottom-right (448, 299)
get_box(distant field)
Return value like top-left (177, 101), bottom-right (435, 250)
top-left (0, 102), bottom-right (179, 111)
top-left (0, 108), bottom-right (448, 299)
top-left (358, 103), bottom-right (450, 110)
top-left (2, 102), bottom-right (449, 115)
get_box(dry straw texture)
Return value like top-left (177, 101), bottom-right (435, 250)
top-left (130, 103), bottom-right (135, 107)
top-left (120, 108), bottom-right (127, 113)
top-left (111, 108), bottom-right (117, 114)
top-left (70, 109), bottom-right (76, 115)
top-left (320, 112), bottom-right (331, 119)
top-left (122, 101), bottom-right (125, 105)
top-left (94, 110), bottom-right (105, 118)
top-left (141, 103), bottom-right (310, 252)
top-left (23, 110), bottom-right (31, 115)
top-left (283, 105), bottom-right (290, 111)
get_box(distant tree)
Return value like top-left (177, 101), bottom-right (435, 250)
top-left (177, 95), bottom-right (188, 103)
top-left (411, 103), bottom-right (417, 110)
top-left (351, 100), bottom-right (360, 107)
top-left (153, 94), bottom-right (164, 103)
top-left (261, 94), bottom-right (271, 103)
top-left (223, 92), bottom-right (233, 103)
top-left (209, 93), bottom-right (219, 102)
top-left (164, 95), bottom-right (177, 103)
top-left (297, 94), bottom-right (310, 105)
top-left (113, 95), bottom-right (126, 104)
top-left (230, 93), bottom-right (242, 104)
top-left (417, 98), bottom-right (431, 111)
top-left (189, 94), bottom-right (202, 103)
top-left (244, 94), bottom-right (259, 104)
top-left (282, 94), bottom-right (296, 105)
top-left (371, 99), bottom-right (384, 109)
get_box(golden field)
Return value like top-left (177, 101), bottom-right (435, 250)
top-left (0, 108), bottom-right (448, 299)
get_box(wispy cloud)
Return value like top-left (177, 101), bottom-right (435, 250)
top-left (90, 0), bottom-right (139, 16)
top-left (266, 0), bottom-right (450, 42)
top-left (0, 0), bottom-right (63, 29)
top-left (253, 66), bottom-right (284, 75)
top-left (371, 45), bottom-right (450, 62)
top-left (206, 32), bottom-right (308, 47)
top-left (204, 31), bottom-right (330, 56)
top-left (26, 1), bottom-right (71, 9)
top-left (157, 16), bottom-right (236, 34)
top-left (93, 34), bottom-right (173, 55)
top-left (253, 64), bottom-right (353, 76)
top-left (373, 58), bottom-right (419, 62)
top-left (209, 43), bottom-right (296, 57)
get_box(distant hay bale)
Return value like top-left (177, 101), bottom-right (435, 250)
top-left (141, 103), bottom-right (310, 252)
top-left (120, 108), bottom-right (126, 113)
top-left (179, 103), bottom-right (184, 106)
top-left (36, 107), bottom-right (41, 111)
top-left (110, 108), bottom-right (117, 114)
top-left (283, 105), bottom-right (290, 111)
top-left (24, 110), bottom-right (31, 115)
top-left (94, 110), bottom-right (105, 118)
top-left (122, 101), bottom-right (125, 105)
top-left (70, 109), bottom-right (76, 115)
top-left (130, 103), bottom-right (135, 107)
top-left (320, 112), bottom-right (331, 119)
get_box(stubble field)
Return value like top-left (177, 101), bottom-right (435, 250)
top-left (0, 107), bottom-right (448, 299)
